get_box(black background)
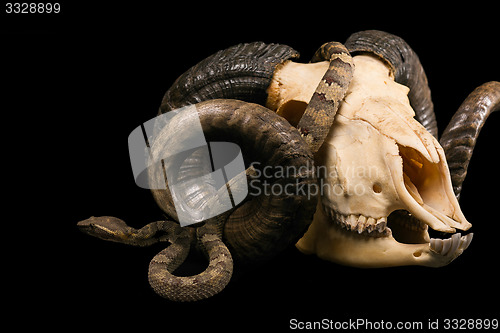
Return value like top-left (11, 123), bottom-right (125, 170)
top-left (3, 2), bottom-right (499, 330)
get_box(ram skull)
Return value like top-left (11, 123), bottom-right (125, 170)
top-left (77, 31), bottom-right (499, 301)
top-left (290, 55), bottom-right (472, 267)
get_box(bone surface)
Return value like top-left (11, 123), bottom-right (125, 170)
top-left (298, 202), bottom-right (472, 268)
top-left (267, 61), bottom-right (329, 126)
top-left (281, 55), bottom-right (473, 267)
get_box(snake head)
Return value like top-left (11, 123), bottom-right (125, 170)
top-left (77, 216), bottom-right (131, 243)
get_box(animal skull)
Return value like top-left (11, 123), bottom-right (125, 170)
top-left (269, 55), bottom-right (473, 267)
top-left (77, 34), bottom-right (499, 301)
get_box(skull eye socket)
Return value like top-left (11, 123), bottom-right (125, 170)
top-left (277, 100), bottom-right (307, 127)
top-left (372, 183), bottom-right (382, 193)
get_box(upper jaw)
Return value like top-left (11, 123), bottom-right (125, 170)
top-left (313, 136), bottom-right (475, 267)
top-left (388, 139), bottom-right (472, 235)
top-left (321, 134), bottom-right (472, 242)
top-left (345, 94), bottom-right (472, 234)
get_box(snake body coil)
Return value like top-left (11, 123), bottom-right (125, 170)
top-left (78, 41), bottom-right (353, 301)
top-left (78, 31), bottom-right (498, 302)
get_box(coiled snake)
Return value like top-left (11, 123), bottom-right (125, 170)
top-left (77, 41), bottom-right (354, 302)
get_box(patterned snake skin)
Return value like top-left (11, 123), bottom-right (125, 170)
top-left (149, 216), bottom-right (234, 302)
top-left (298, 42), bottom-right (354, 153)
top-left (78, 212), bottom-right (233, 301)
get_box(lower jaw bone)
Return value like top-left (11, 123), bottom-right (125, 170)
top-left (296, 202), bottom-right (472, 268)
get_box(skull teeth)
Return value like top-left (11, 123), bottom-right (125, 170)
top-left (429, 233), bottom-right (473, 256)
top-left (329, 210), bottom-right (390, 237)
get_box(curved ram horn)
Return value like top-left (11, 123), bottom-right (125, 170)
top-left (345, 30), bottom-right (438, 138)
top-left (150, 99), bottom-right (317, 264)
top-left (152, 41), bottom-right (300, 223)
top-left (159, 42), bottom-right (299, 113)
top-left (440, 81), bottom-right (500, 199)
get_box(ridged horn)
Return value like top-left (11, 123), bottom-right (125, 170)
top-left (440, 81), bottom-right (500, 198)
top-left (160, 42), bottom-right (299, 113)
top-left (149, 99), bottom-right (317, 263)
top-left (345, 30), bottom-right (438, 138)
top-left (152, 41), bottom-right (300, 225)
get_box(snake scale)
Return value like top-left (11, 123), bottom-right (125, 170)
top-left (78, 41), bottom-right (354, 302)
top-left (298, 42), bottom-right (354, 153)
